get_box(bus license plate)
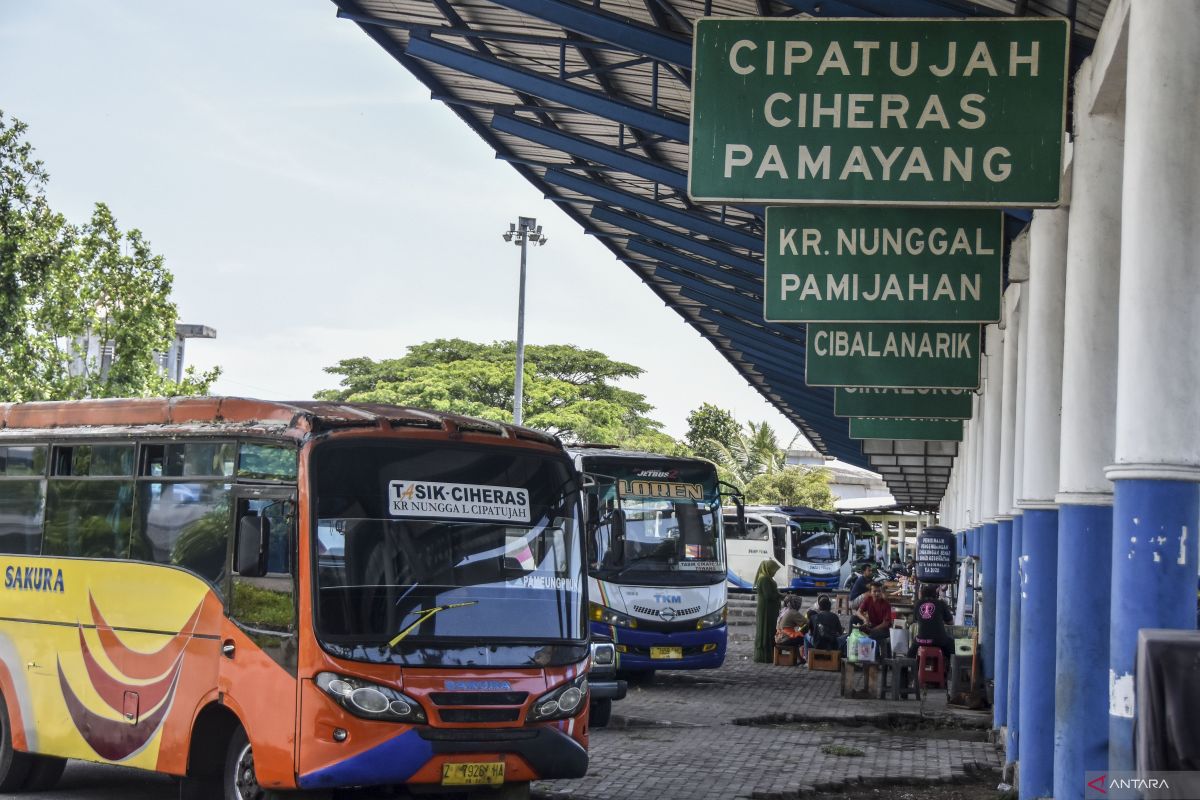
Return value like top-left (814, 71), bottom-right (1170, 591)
top-left (650, 646), bottom-right (683, 660)
top-left (442, 762), bottom-right (505, 786)
top-left (815, 581), bottom-right (828, 587)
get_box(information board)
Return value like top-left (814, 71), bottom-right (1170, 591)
top-left (805, 322), bottom-right (982, 389)
top-left (834, 387), bottom-right (973, 419)
top-left (690, 17), bottom-right (1069, 205)
top-left (915, 526), bottom-right (957, 584)
top-left (764, 207), bottom-right (1003, 322)
top-left (847, 417), bottom-right (963, 441)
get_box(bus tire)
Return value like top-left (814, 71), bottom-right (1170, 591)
top-left (223, 727), bottom-right (273, 800)
top-left (0, 690), bottom-right (32, 792)
top-left (20, 755), bottom-right (66, 791)
top-left (589, 698), bottom-right (612, 728)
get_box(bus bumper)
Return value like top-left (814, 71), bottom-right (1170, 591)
top-left (788, 576), bottom-right (841, 592)
top-left (598, 622), bottom-right (727, 671)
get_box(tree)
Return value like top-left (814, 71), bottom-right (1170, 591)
top-left (0, 111), bottom-right (219, 401)
top-left (685, 403), bottom-right (741, 462)
top-left (744, 467), bottom-right (836, 510)
top-left (707, 420), bottom-right (798, 491)
top-left (316, 339), bottom-right (684, 447)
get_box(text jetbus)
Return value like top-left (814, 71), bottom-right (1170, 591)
top-left (0, 398), bottom-right (594, 799)
top-left (568, 447), bottom-right (734, 675)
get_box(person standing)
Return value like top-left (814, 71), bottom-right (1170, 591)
top-left (753, 560), bottom-right (782, 663)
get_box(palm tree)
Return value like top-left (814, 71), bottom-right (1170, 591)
top-left (705, 420), bottom-right (800, 492)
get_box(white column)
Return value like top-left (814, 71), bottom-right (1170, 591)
top-left (998, 287), bottom-right (1022, 518)
top-left (981, 324), bottom-right (1004, 521)
top-left (1017, 208), bottom-right (1069, 508)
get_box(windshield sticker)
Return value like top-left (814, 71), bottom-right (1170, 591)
top-left (634, 468), bottom-right (679, 480)
top-left (617, 479), bottom-right (704, 500)
top-left (515, 574), bottom-right (581, 592)
top-left (675, 560), bottom-right (722, 571)
top-left (389, 480), bottom-right (531, 523)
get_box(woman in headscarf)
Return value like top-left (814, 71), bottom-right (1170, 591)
top-left (753, 560), bottom-right (782, 663)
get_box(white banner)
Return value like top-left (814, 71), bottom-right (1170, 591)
top-left (388, 480), bottom-right (531, 523)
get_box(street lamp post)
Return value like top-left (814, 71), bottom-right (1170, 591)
top-left (502, 217), bottom-right (547, 427)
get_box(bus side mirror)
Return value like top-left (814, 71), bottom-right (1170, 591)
top-left (236, 515), bottom-right (270, 578)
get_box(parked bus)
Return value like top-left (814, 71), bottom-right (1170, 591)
top-left (724, 506), bottom-right (850, 593)
top-left (0, 398), bottom-right (595, 799)
top-left (568, 447), bottom-right (732, 674)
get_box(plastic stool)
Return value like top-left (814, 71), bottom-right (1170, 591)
top-left (917, 646), bottom-right (946, 689)
top-left (880, 656), bottom-right (918, 700)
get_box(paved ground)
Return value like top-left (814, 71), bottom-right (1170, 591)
top-left (532, 595), bottom-right (1001, 800)
top-left (20, 596), bottom-right (1000, 800)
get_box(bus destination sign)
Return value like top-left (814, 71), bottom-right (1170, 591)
top-left (689, 17), bottom-right (1069, 205)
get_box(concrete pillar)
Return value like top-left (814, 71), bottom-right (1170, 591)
top-left (1053, 54), bottom-right (1123, 798)
top-left (1106, 0), bottom-right (1200, 772)
top-left (994, 289), bottom-right (1020, 731)
top-left (981, 323), bottom-right (1003, 686)
top-left (1007, 277), bottom-right (1030, 763)
top-left (1017, 205), bottom-right (1069, 800)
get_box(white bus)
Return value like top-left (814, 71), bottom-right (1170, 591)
top-left (724, 506), bottom-right (851, 593)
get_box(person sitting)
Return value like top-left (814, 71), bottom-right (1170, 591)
top-left (849, 564), bottom-right (874, 610)
top-left (806, 594), bottom-right (843, 652)
top-left (856, 582), bottom-right (894, 656)
top-left (774, 596), bottom-right (808, 662)
top-left (907, 583), bottom-right (955, 661)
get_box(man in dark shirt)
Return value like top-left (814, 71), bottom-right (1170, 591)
top-left (907, 584), bottom-right (955, 660)
top-left (849, 564), bottom-right (873, 610)
top-left (806, 595), bottom-right (843, 651)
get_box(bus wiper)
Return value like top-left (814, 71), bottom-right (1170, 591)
top-left (388, 601), bottom-right (479, 648)
top-left (610, 543), bottom-right (676, 580)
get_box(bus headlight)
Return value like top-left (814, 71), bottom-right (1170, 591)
top-left (790, 566), bottom-right (805, 579)
top-left (695, 606), bottom-right (727, 630)
top-left (527, 675), bottom-right (590, 723)
top-left (589, 602), bottom-right (638, 629)
top-left (315, 672), bottom-right (426, 723)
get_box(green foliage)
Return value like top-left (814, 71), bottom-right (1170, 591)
top-left (317, 339), bottom-right (686, 448)
top-left (0, 111), bottom-right (219, 402)
top-left (744, 467), bottom-right (836, 510)
top-left (819, 743), bottom-right (865, 757)
top-left (706, 419), bottom-right (801, 491)
top-left (685, 403), bottom-right (741, 462)
top-left (230, 581), bottom-right (295, 632)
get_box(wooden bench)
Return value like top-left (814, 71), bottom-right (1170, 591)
top-left (840, 660), bottom-right (881, 699)
top-left (773, 643), bottom-right (801, 666)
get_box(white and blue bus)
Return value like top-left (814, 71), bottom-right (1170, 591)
top-left (725, 506), bottom-right (851, 593)
top-left (569, 447), bottom-right (733, 674)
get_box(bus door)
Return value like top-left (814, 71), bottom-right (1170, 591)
top-left (724, 512), bottom-right (776, 589)
top-left (223, 484), bottom-right (299, 787)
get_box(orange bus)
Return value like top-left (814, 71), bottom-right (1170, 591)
top-left (0, 398), bottom-right (594, 799)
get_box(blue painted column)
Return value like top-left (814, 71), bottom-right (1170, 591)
top-left (993, 518), bottom-right (1013, 728)
top-left (1006, 514), bottom-right (1023, 763)
top-left (980, 522), bottom-right (998, 680)
top-left (1107, 481), bottom-right (1198, 769)
top-left (1105, 0), bottom-right (1200, 773)
top-left (1017, 508), bottom-right (1059, 799)
top-left (1054, 503), bottom-right (1113, 796)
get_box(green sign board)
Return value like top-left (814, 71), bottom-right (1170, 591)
top-left (805, 322), bottom-right (981, 389)
top-left (690, 17), bottom-right (1069, 205)
top-left (764, 207), bottom-right (1002, 323)
top-left (849, 417), bottom-right (960, 441)
top-left (848, 417), bottom-right (964, 441)
top-left (834, 387), bottom-right (974, 419)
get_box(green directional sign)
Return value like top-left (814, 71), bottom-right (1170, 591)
top-left (805, 322), bottom-right (981, 389)
top-left (764, 207), bottom-right (1002, 323)
top-left (690, 17), bottom-right (1069, 205)
top-left (848, 417), bottom-right (964, 441)
top-left (834, 387), bottom-right (974, 419)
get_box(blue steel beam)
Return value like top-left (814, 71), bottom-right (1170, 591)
top-left (544, 168), bottom-right (763, 252)
top-left (591, 206), bottom-right (763, 276)
top-left (405, 34), bottom-right (688, 142)
top-left (491, 112), bottom-right (686, 191)
top-left (627, 239), bottom-right (762, 296)
top-left (781, 0), bottom-right (998, 15)
top-left (486, 0), bottom-right (693, 68)
top-left (667, 278), bottom-right (765, 321)
top-left (697, 307), bottom-right (805, 346)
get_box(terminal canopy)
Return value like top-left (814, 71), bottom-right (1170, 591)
top-left (331, 0), bottom-right (1107, 508)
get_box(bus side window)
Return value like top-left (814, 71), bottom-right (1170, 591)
top-left (44, 445), bottom-right (136, 559)
top-left (131, 482), bottom-right (233, 587)
top-left (771, 525), bottom-right (787, 564)
top-left (0, 446), bottom-right (47, 556)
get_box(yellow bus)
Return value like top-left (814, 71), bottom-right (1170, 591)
top-left (0, 398), bottom-right (592, 799)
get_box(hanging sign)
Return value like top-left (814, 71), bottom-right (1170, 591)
top-left (847, 417), bottom-right (963, 441)
top-left (805, 322), bottom-right (981, 389)
top-left (689, 17), bottom-right (1069, 205)
top-left (764, 206), bottom-right (1003, 322)
top-left (834, 387), bottom-right (973, 419)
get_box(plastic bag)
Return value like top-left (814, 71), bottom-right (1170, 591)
top-left (855, 635), bottom-right (877, 664)
top-left (846, 628), bottom-right (865, 663)
top-left (889, 627), bottom-right (908, 657)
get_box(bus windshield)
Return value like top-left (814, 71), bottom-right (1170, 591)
top-left (585, 459), bottom-right (725, 586)
top-left (790, 518), bottom-right (840, 563)
top-left (311, 441), bottom-right (586, 655)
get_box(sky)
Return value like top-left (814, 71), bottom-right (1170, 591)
top-left (0, 1), bottom-right (803, 443)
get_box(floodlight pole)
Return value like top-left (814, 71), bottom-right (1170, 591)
top-left (502, 217), bottom-right (546, 427)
